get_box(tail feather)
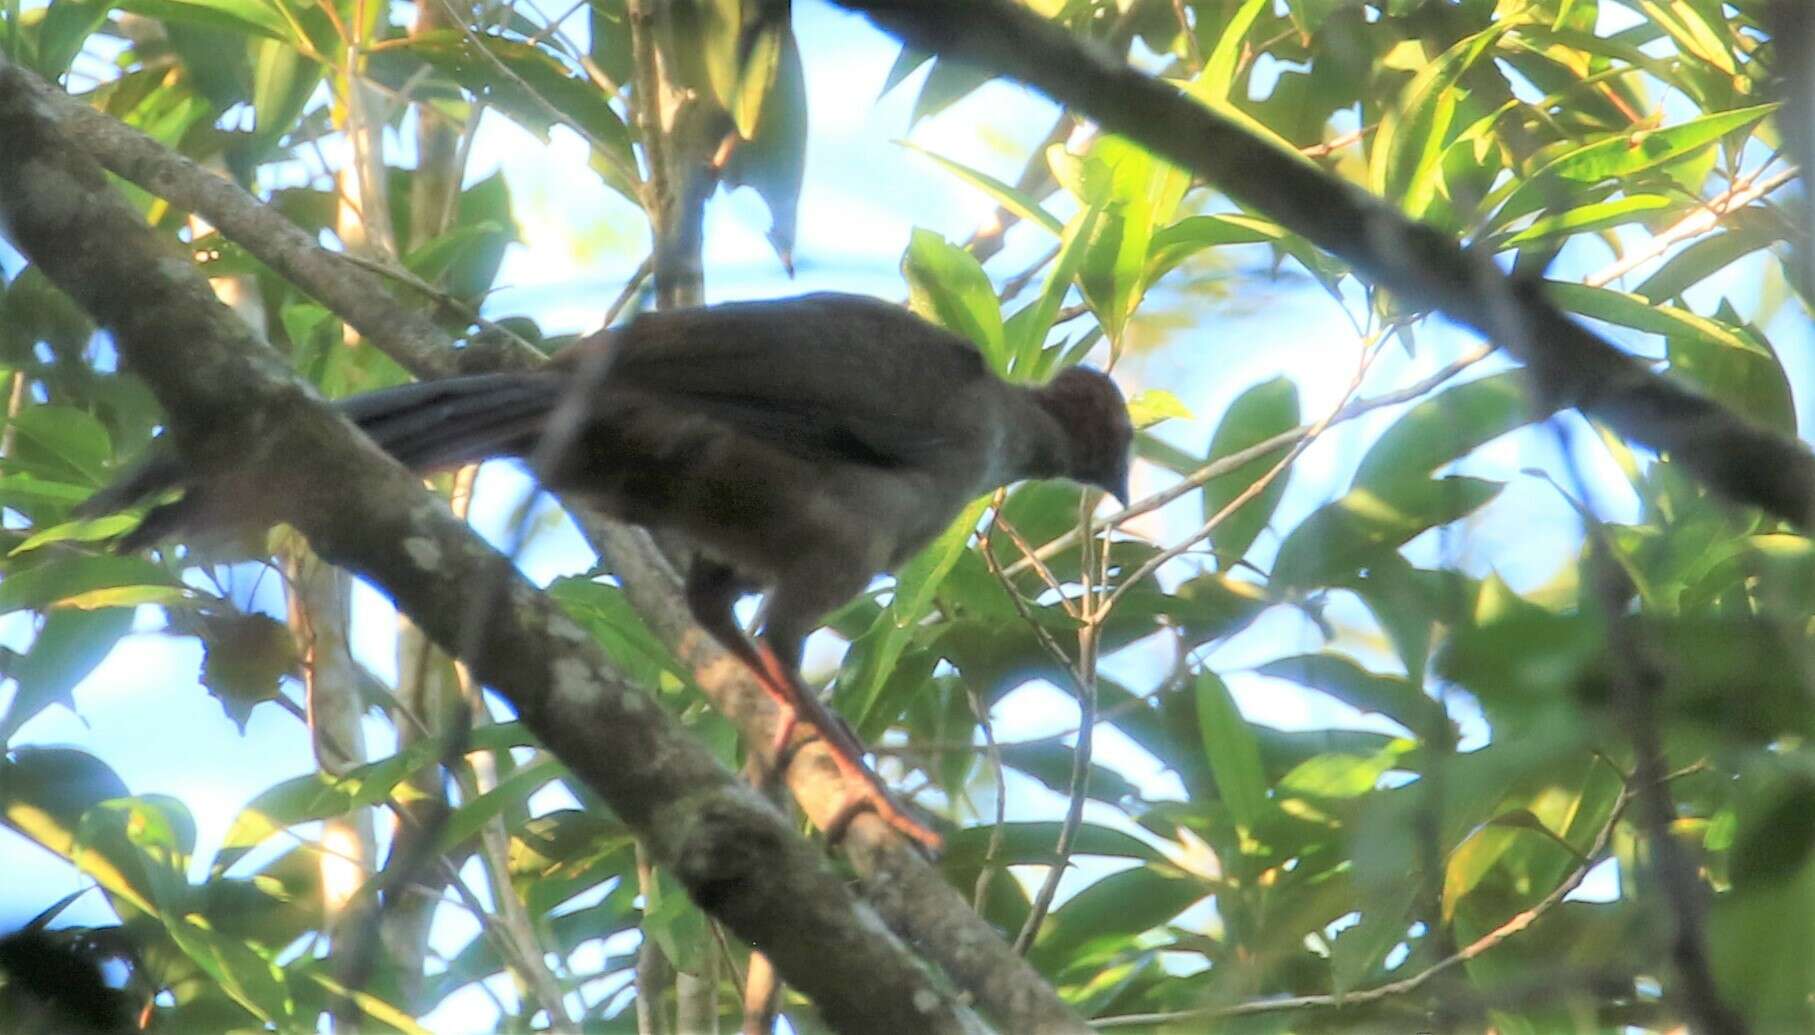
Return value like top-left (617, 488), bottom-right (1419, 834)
top-left (78, 371), bottom-right (565, 546)
top-left (348, 373), bottom-right (562, 470)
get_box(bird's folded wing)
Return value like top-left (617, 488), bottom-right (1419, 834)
top-left (604, 294), bottom-right (994, 470)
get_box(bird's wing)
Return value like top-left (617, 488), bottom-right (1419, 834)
top-left (597, 293), bottom-right (994, 469)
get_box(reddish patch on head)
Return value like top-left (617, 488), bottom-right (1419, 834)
top-left (1038, 367), bottom-right (1133, 503)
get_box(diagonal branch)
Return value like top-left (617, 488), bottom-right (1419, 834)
top-left (0, 58), bottom-right (968, 1035)
top-left (836, 0), bottom-right (1815, 530)
top-left (14, 61), bottom-right (1089, 1035)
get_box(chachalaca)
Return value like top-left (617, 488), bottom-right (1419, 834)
top-left (79, 292), bottom-right (1134, 851)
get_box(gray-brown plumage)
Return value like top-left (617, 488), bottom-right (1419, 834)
top-left (83, 292), bottom-right (1134, 850)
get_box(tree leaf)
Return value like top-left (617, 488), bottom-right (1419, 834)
top-left (1272, 477), bottom-right (1503, 590)
top-left (1204, 376), bottom-right (1299, 566)
top-left (1195, 670), bottom-right (1268, 831)
top-left (902, 228), bottom-right (1006, 369)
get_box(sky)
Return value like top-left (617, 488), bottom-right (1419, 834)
top-left (2, 0), bottom-right (1811, 1028)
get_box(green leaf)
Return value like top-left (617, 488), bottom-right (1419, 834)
top-left (0, 607), bottom-right (133, 744)
top-left (1498, 192), bottom-right (1675, 248)
top-left (433, 758), bottom-right (562, 855)
top-left (1665, 301), bottom-right (1795, 435)
top-left (114, 0), bottom-right (290, 40)
top-left (1005, 205), bottom-right (1100, 375)
top-left (0, 555), bottom-right (181, 615)
top-left (1125, 388), bottom-right (1193, 430)
top-left (383, 31), bottom-right (636, 190)
top-left (0, 746), bottom-right (130, 857)
top-left (1632, 0), bottom-right (1736, 73)
top-left (1351, 371), bottom-right (1535, 499)
top-left (35, 0), bottom-right (110, 77)
top-left (1634, 213), bottom-right (1782, 303)
top-left (1204, 377), bottom-right (1299, 566)
top-left (1547, 281), bottom-right (1772, 368)
top-left (841, 495), bottom-right (988, 734)
top-left (195, 611), bottom-right (297, 733)
top-left (902, 228), bottom-right (1006, 369)
top-left (1193, 0), bottom-right (1268, 104)
top-left (1258, 653), bottom-right (1441, 732)
top-left (1272, 477), bottom-right (1503, 590)
top-left (1145, 213), bottom-right (1283, 284)
top-left (248, 37), bottom-right (319, 152)
top-left (10, 513), bottom-right (140, 555)
top-left (1371, 24), bottom-right (1511, 218)
top-left (1277, 747), bottom-right (1402, 800)
top-left (1195, 670), bottom-right (1268, 831)
top-left (1495, 104), bottom-right (1776, 222)
top-left (901, 142), bottom-right (1063, 236)
top-left (8, 405), bottom-right (112, 485)
top-left (721, 27), bottom-right (807, 267)
top-left (0, 473), bottom-right (93, 511)
top-left (1031, 865), bottom-right (1209, 968)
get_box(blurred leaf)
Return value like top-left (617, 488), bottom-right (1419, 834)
top-left (0, 607), bottom-right (133, 743)
top-left (1195, 670), bottom-right (1268, 831)
top-left (1204, 376), bottom-right (1299, 566)
top-left (1665, 301), bottom-right (1795, 436)
top-left (1031, 865), bottom-right (1209, 969)
top-left (35, 0), bottom-right (110, 78)
top-left (1272, 476), bottom-right (1503, 590)
top-left (841, 495), bottom-right (988, 735)
top-left (1496, 104), bottom-right (1775, 221)
top-left (0, 555), bottom-right (182, 616)
top-left (940, 821), bottom-right (1165, 870)
top-left (1352, 372), bottom-right (1535, 499)
top-left (1498, 192), bottom-right (1674, 248)
top-left (1006, 205), bottom-right (1099, 375)
top-left (901, 142), bottom-right (1063, 236)
top-left (381, 32), bottom-right (637, 192)
top-left (0, 746), bottom-right (130, 857)
top-left (8, 405), bottom-right (112, 485)
top-left (1259, 653), bottom-right (1440, 732)
top-left (721, 27), bottom-right (807, 267)
top-left (1370, 23), bottom-right (1510, 218)
top-left (1125, 388), bottom-right (1193, 430)
top-left (903, 228), bottom-right (1006, 369)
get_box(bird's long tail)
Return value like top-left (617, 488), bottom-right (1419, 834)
top-left (76, 372), bottom-right (564, 548)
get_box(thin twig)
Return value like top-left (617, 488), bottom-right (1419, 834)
top-left (1095, 777), bottom-right (1636, 1028)
top-left (1005, 345), bottom-right (1494, 579)
top-left (1011, 496), bottom-right (1106, 954)
top-left (1584, 165), bottom-right (1799, 288)
top-left (968, 680), bottom-right (1008, 915)
top-left (1099, 331), bottom-right (1386, 615)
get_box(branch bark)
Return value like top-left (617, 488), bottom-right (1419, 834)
top-left (0, 60), bottom-right (966, 1035)
top-left (836, 0), bottom-right (1815, 530)
top-left (19, 64), bottom-right (1090, 1035)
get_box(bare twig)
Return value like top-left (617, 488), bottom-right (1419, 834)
top-left (1096, 777), bottom-right (1636, 1028)
top-left (1005, 344), bottom-right (1495, 579)
top-left (1585, 166), bottom-right (1800, 288)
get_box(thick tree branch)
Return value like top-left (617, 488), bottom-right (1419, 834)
top-left (21, 64), bottom-right (1091, 1035)
top-left (837, 0), bottom-right (1815, 529)
top-left (0, 61), bottom-right (967, 1035)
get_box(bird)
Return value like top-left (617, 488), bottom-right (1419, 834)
top-left (80, 292), bottom-right (1134, 852)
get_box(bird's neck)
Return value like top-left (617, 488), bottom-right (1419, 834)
top-left (1007, 388), bottom-right (1076, 482)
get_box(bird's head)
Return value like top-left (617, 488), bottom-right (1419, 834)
top-left (1038, 366), bottom-right (1133, 506)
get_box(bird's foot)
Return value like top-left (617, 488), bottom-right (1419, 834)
top-left (747, 644), bottom-right (942, 854)
top-left (811, 739), bottom-right (944, 855)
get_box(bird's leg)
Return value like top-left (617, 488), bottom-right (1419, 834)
top-left (683, 560), bottom-right (941, 853)
top-left (751, 635), bottom-right (941, 853)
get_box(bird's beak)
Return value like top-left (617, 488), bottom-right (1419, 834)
top-left (1110, 472), bottom-right (1130, 509)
